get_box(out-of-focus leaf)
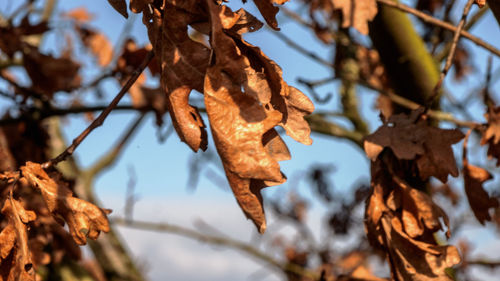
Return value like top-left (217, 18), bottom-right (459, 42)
top-left (463, 163), bottom-right (499, 224)
top-left (107, 0), bottom-right (129, 18)
top-left (481, 106), bottom-right (500, 166)
top-left (331, 0), bottom-right (377, 35)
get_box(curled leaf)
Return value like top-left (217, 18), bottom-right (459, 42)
top-left (381, 215), bottom-right (460, 281)
top-left (1, 198), bottom-right (36, 280)
top-left (20, 162), bottom-right (110, 245)
top-left (481, 106), bottom-right (500, 166)
top-left (463, 164), bottom-right (499, 224)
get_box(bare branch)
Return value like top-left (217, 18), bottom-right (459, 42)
top-left (111, 217), bottom-right (319, 280)
top-left (376, 0), bottom-right (500, 58)
top-left (429, 0), bottom-right (475, 103)
top-left (42, 50), bottom-right (155, 169)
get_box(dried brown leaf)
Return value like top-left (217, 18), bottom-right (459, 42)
top-left (130, 0), bottom-right (154, 13)
top-left (481, 106), bottom-right (500, 166)
top-left (158, 3), bottom-right (210, 152)
top-left (76, 27), bottom-right (113, 66)
top-left (64, 7), bottom-right (94, 22)
top-left (0, 225), bottom-right (15, 261)
top-left (381, 215), bottom-right (460, 281)
top-left (252, 0), bottom-right (283, 30)
top-left (107, 0), bottom-right (129, 18)
top-left (463, 163), bottom-right (499, 224)
top-left (23, 47), bottom-right (81, 97)
top-left (20, 162), bottom-right (110, 245)
top-left (364, 108), bottom-right (464, 182)
top-left (397, 181), bottom-right (449, 238)
top-left (204, 0), bottom-right (312, 232)
top-left (331, 0), bottom-right (377, 35)
top-left (1, 199), bottom-right (36, 281)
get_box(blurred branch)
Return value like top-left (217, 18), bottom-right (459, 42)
top-left (305, 114), bottom-right (364, 147)
top-left (358, 81), bottom-right (479, 128)
top-left (111, 217), bottom-right (320, 280)
top-left (376, 0), bottom-right (500, 58)
top-left (467, 259), bottom-right (500, 268)
top-left (42, 50), bottom-right (155, 169)
top-left (435, 5), bottom-right (489, 61)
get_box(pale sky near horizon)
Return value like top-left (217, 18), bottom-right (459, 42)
top-left (1, 0), bottom-right (500, 280)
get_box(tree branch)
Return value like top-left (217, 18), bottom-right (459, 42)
top-left (111, 217), bottom-right (319, 280)
top-left (376, 0), bottom-right (500, 58)
top-left (429, 0), bottom-right (475, 104)
top-left (42, 50), bottom-right (155, 169)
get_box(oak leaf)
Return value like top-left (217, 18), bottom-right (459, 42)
top-left (463, 163), bottom-right (499, 224)
top-left (480, 106), bottom-right (500, 166)
top-left (20, 162), bottom-right (110, 245)
top-left (204, 0), bottom-right (311, 232)
top-left (331, 0), bottom-right (378, 35)
top-left (76, 26), bottom-right (113, 66)
top-left (396, 180), bottom-right (449, 238)
top-left (364, 108), bottom-right (464, 183)
top-left (157, 3), bottom-right (210, 152)
top-left (381, 215), bottom-right (460, 281)
top-left (251, 0), bottom-right (289, 30)
top-left (107, 0), bottom-right (129, 18)
top-left (23, 47), bottom-right (82, 97)
top-left (1, 198), bottom-right (36, 281)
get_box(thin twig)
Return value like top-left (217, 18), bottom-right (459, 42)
top-left (270, 30), bottom-right (334, 68)
top-left (435, 4), bottom-right (489, 61)
top-left (296, 77), bottom-right (335, 103)
top-left (42, 50), bottom-right (155, 169)
top-left (428, 0), bottom-right (475, 104)
top-left (358, 81), bottom-right (479, 128)
top-left (111, 217), bottom-right (319, 280)
top-left (376, 0), bottom-right (500, 58)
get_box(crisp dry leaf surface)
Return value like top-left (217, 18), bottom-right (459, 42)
top-left (126, 0), bottom-right (312, 232)
top-left (365, 159), bottom-right (459, 281)
top-left (1, 199), bottom-right (36, 281)
top-left (364, 108), bottom-right (464, 183)
top-left (20, 162), bottom-right (110, 245)
top-left (381, 215), bottom-right (460, 281)
top-left (158, 3), bottom-right (210, 152)
top-left (331, 0), bottom-right (377, 35)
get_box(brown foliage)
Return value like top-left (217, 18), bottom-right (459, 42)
top-left (1, 0), bottom-right (500, 280)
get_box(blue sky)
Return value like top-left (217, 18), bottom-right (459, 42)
top-left (1, 0), bottom-right (500, 280)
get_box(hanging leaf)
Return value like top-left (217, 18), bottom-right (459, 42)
top-left (107, 0), bottom-right (129, 19)
top-left (480, 106), bottom-right (500, 166)
top-left (20, 162), bottom-right (110, 245)
top-left (364, 108), bottom-right (464, 183)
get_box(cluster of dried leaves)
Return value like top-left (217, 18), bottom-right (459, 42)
top-left (1, 0), bottom-right (500, 280)
top-left (107, 0), bottom-right (316, 233)
top-left (0, 160), bottom-right (109, 280)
